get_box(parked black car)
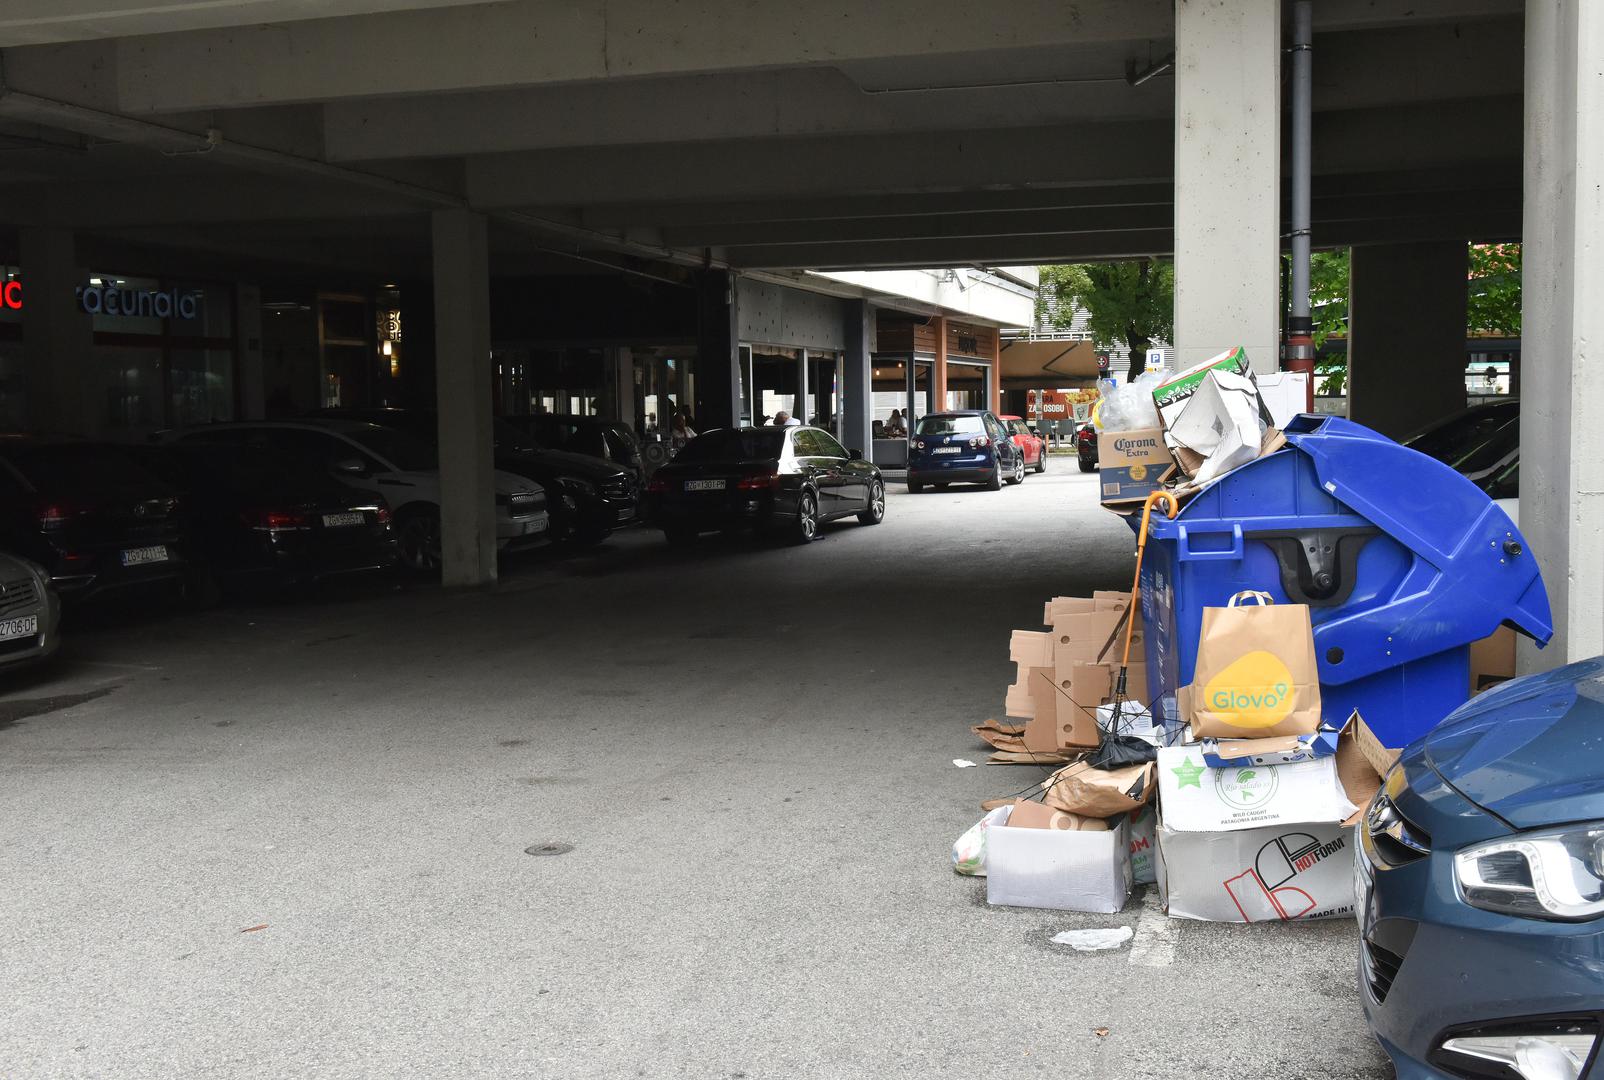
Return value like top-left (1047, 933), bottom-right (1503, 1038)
top-left (315, 408), bottom-right (635, 546)
top-left (0, 436), bottom-right (189, 602)
top-left (129, 442), bottom-right (398, 593)
top-left (1076, 423), bottom-right (1098, 472)
top-left (645, 426), bottom-right (884, 545)
top-left (504, 413), bottom-right (645, 489)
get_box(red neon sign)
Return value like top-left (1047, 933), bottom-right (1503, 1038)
top-left (0, 281), bottom-right (19, 311)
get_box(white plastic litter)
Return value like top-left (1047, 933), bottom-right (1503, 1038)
top-left (1094, 370), bottom-right (1165, 432)
top-left (952, 758), bottom-right (979, 769)
top-left (1049, 927), bottom-right (1135, 951)
top-left (951, 805), bottom-right (1011, 876)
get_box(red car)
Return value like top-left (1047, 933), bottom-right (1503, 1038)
top-left (999, 415), bottom-right (1047, 474)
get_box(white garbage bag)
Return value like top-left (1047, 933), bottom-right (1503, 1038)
top-left (951, 805), bottom-right (1012, 876)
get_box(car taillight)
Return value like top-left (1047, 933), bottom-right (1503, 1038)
top-left (968, 435), bottom-right (991, 449)
top-left (910, 439), bottom-right (924, 453)
top-left (374, 506), bottom-right (391, 526)
top-left (241, 509), bottom-right (309, 532)
top-left (37, 502), bottom-right (72, 530)
top-left (646, 476), bottom-right (669, 494)
top-left (737, 471), bottom-right (778, 491)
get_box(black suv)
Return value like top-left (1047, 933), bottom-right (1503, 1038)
top-left (314, 408), bottom-right (636, 546)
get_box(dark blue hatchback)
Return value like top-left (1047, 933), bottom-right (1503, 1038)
top-left (1358, 657), bottom-right (1604, 1080)
top-left (906, 410), bottom-right (1025, 493)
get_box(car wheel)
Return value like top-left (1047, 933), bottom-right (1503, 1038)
top-left (664, 525), bottom-right (699, 547)
top-left (792, 489), bottom-right (819, 544)
top-left (907, 480), bottom-right (924, 493)
top-left (1035, 450), bottom-right (1047, 474)
top-left (985, 460), bottom-right (1002, 491)
top-left (858, 480), bottom-right (885, 525)
top-left (397, 507), bottom-right (443, 573)
top-left (1078, 457), bottom-right (1095, 473)
top-left (1008, 456), bottom-right (1026, 485)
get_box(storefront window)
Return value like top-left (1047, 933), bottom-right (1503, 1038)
top-left (169, 348), bottom-right (235, 427)
top-left (94, 345), bottom-right (164, 431)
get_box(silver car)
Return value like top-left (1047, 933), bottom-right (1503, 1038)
top-left (0, 552), bottom-right (61, 670)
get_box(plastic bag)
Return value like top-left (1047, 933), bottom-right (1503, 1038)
top-left (1094, 369), bottom-right (1165, 432)
top-left (951, 805), bottom-right (1011, 876)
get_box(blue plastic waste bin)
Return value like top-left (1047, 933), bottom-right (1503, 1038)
top-left (1134, 414), bottom-right (1552, 747)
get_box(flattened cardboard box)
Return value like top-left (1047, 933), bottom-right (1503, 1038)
top-left (1043, 591), bottom-right (1131, 626)
top-left (1027, 667), bottom-right (1101, 752)
top-left (987, 815), bottom-right (1132, 913)
top-left (1006, 630), bottom-right (1054, 719)
top-left (1156, 745), bottom-right (1355, 833)
top-left (1155, 816), bottom-right (1355, 922)
top-left (1098, 427), bottom-right (1175, 506)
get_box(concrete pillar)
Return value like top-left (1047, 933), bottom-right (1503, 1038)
top-left (694, 269), bottom-right (740, 430)
top-left (21, 228), bottom-right (92, 435)
top-left (932, 315), bottom-right (948, 410)
top-left (1346, 242), bottom-right (1468, 440)
top-left (1520, 0), bottom-right (1604, 668)
top-left (797, 349), bottom-right (810, 426)
top-left (989, 332), bottom-right (1002, 415)
top-left (430, 208), bottom-right (497, 587)
top-left (609, 345), bottom-right (635, 426)
top-left (235, 283), bottom-right (265, 420)
top-left (1173, 0), bottom-right (1282, 375)
top-left (841, 299), bottom-right (873, 453)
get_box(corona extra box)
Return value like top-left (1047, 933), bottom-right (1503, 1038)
top-left (1096, 426), bottom-right (1174, 506)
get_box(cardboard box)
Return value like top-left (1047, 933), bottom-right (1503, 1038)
top-left (1156, 746), bottom-right (1356, 833)
top-left (1151, 346), bottom-right (1252, 427)
top-left (987, 813), bottom-right (1132, 913)
top-left (1027, 667), bottom-right (1101, 751)
top-left (1155, 816), bottom-right (1355, 922)
top-left (1254, 371), bottom-right (1311, 428)
top-left (1097, 427), bottom-right (1175, 506)
top-left (1200, 716), bottom-right (1350, 768)
top-left (1005, 629), bottom-right (1054, 719)
top-left (1042, 590), bottom-right (1130, 626)
top-left (1006, 799), bottom-right (1110, 832)
top-left (1128, 806), bottom-right (1157, 885)
top-left (1470, 626), bottom-right (1517, 694)
top-left (1163, 369), bottom-right (1267, 486)
top-left (1052, 607), bottom-right (1130, 667)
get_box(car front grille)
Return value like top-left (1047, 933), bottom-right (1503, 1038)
top-left (508, 492), bottom-right (547, 515)
top-left (1364, 939), bottom-right (1405, 1004)
top-left (600, 477), bottom-right (635, 501)
top-left (0, 575), bottom-right (39, 617)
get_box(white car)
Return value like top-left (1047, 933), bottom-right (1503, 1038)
top-left (170, 420), bottom-right (549, 571)
top-left (0, 551), bottom-right (61, 671)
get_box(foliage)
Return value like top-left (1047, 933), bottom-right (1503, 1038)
top-left (1467, 243), bottom-right (1521, 336)
top-left (1037, 259), bottom-right (1175, 380)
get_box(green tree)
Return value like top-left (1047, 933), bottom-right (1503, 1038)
top-left (1037, 259), bottom-right (1175, 380)
top-left (1307, 250), bottom-right (1351, 395)
top-left (1467, 243), bottom-right (1521, 335)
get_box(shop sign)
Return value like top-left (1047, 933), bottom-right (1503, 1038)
top-left (0, 280), bottom-right (20, 311)
top-left (76, 283), bottom-right (199, 320)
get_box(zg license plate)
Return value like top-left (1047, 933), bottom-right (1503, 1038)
top-left (120, 545), bottom-right (169, 566)
top-left (321, 512), bottom-right (365, 528)
top-left (933, 447), bottom-right (962, 455)
top-left (0, 614), bottom-right (37, 641)
top-left (684, 479), bottom-right (726, 492)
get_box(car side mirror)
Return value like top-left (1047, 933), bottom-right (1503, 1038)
top-left (332, 457), bottom-right (368, 477)
top-left (848, 448), bottom-right (863, 460)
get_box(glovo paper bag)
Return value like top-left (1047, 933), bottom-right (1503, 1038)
top-left (1188, 590), bottom-right (1322, 739)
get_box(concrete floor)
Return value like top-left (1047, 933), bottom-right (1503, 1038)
top-left (0, 464), bottom-right (1389, 1079)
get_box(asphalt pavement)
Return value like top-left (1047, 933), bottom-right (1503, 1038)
top-left (0, 460), bottom-right (1389, 1079)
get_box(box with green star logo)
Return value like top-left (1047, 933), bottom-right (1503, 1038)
top-left (1156, 746), bottom-right (1354, 833)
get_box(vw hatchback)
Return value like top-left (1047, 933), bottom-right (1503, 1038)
top-left (906, 411), bottom-right (1025, 492)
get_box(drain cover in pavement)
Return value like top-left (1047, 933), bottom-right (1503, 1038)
top-left (525, 842), bottom-right (574, 857)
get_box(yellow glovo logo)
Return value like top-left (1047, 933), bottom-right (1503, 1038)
top-left (1202, 650), bottom-right (1297, 729)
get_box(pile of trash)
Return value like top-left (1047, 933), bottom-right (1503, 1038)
top-left (955, 587), bottom-right (1398, 923)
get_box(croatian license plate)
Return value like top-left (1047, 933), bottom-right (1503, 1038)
top-left (321, 512), bottom-right (365, 528)
top-left (933, 446), bottom-right (962, 455)
top-left (0, 614), bottom-right (37, 641)
top-left (684, 479), bottom-right (725, 492)
top-left (120, 545), bottom-right (168, 566)
top-left (527, 512), bottom-right (550, 535)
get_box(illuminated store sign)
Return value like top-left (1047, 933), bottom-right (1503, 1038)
top-left (76, 283), bottom-right (199, 320)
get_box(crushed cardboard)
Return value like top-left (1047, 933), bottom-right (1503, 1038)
top-left (1043, 759), bottom-right (1155, 818)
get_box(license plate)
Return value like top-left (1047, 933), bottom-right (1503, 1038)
top-left (526, 512), bottom-right (550, 535)
top-left (0, 614), bottom-right (37, 641)
top-left (1354, 844), bottom-right (1374, 927)
top-left (684, 479), bottom-right (726, 492)
top-left (933, 446), bottom-right (962, 455)
top-left (321, 512), bottom-right (365, 528)
top-left (120, 545), bottom-right (169, 566)
top-left (617, 506), bottom-right (636, 521)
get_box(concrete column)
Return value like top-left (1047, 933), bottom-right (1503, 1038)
top-left (694, 269), bottom-right (740, 430)
top-left (430, 208), bottom-right (497, 587)
top-left (841, 299), bottom-right (873, 453)
top-left (932, 315), bottom-right (948, 410)
top-left (1173, 0), bottom-right (1282, 375)
top-left (609, 345), bottom-right (635, 426)
top-left (797, 349), bottom-right (809, 425)
top-left (21, 228), bottom-right (92, 435)
top-left (1346, 242), bottom-right (1468, 440)
top-left (989, 332), bottom-right (1002, 415)
top-left (235, 283), bottom-right (265, 420)
top-left (1520, 0), bottom-right (1604, 668)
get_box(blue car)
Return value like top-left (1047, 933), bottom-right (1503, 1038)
top-left (1358, 657), bottom-right (1604, 1080)
top-left (906, 410), bottom-right (1026, 492)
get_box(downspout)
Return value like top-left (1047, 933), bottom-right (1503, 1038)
top-left (1284, 0), bottom-right (1315, 411)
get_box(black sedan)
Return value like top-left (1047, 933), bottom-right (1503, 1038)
top-left (645, 426), bottom-right (884, 545)
top-left (316, 408), bottom-right (635, 546)
top-left (129, 442), bottom-right (398, 594)
top-left (0, 436), bottom-right (189, 602)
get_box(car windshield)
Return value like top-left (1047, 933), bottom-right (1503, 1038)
top-left (7, 444), bottom-right (167, 493)
top-left (343, 426), bottom-right (439, 471)
top-left (917, 414), bottom-right (984, 436)
top-left (675, 429), bottom-right (784, 462)
top-left (1405, 404), bottom-right (1518, 469)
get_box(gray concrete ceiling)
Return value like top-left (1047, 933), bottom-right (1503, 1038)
top-left (0, 0), bottom-right (1526, 277)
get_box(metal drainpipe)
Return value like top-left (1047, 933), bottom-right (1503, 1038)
top-left (1285, 0), bottom-right (1315, 412)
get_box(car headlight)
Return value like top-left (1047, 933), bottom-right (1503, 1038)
top-left (1455, 823), bottom-right (1604, 921)
top-left (1435, 1020), bottom-right (1598, 1080)
top-left (560, 478), bottom-right (597, 497)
